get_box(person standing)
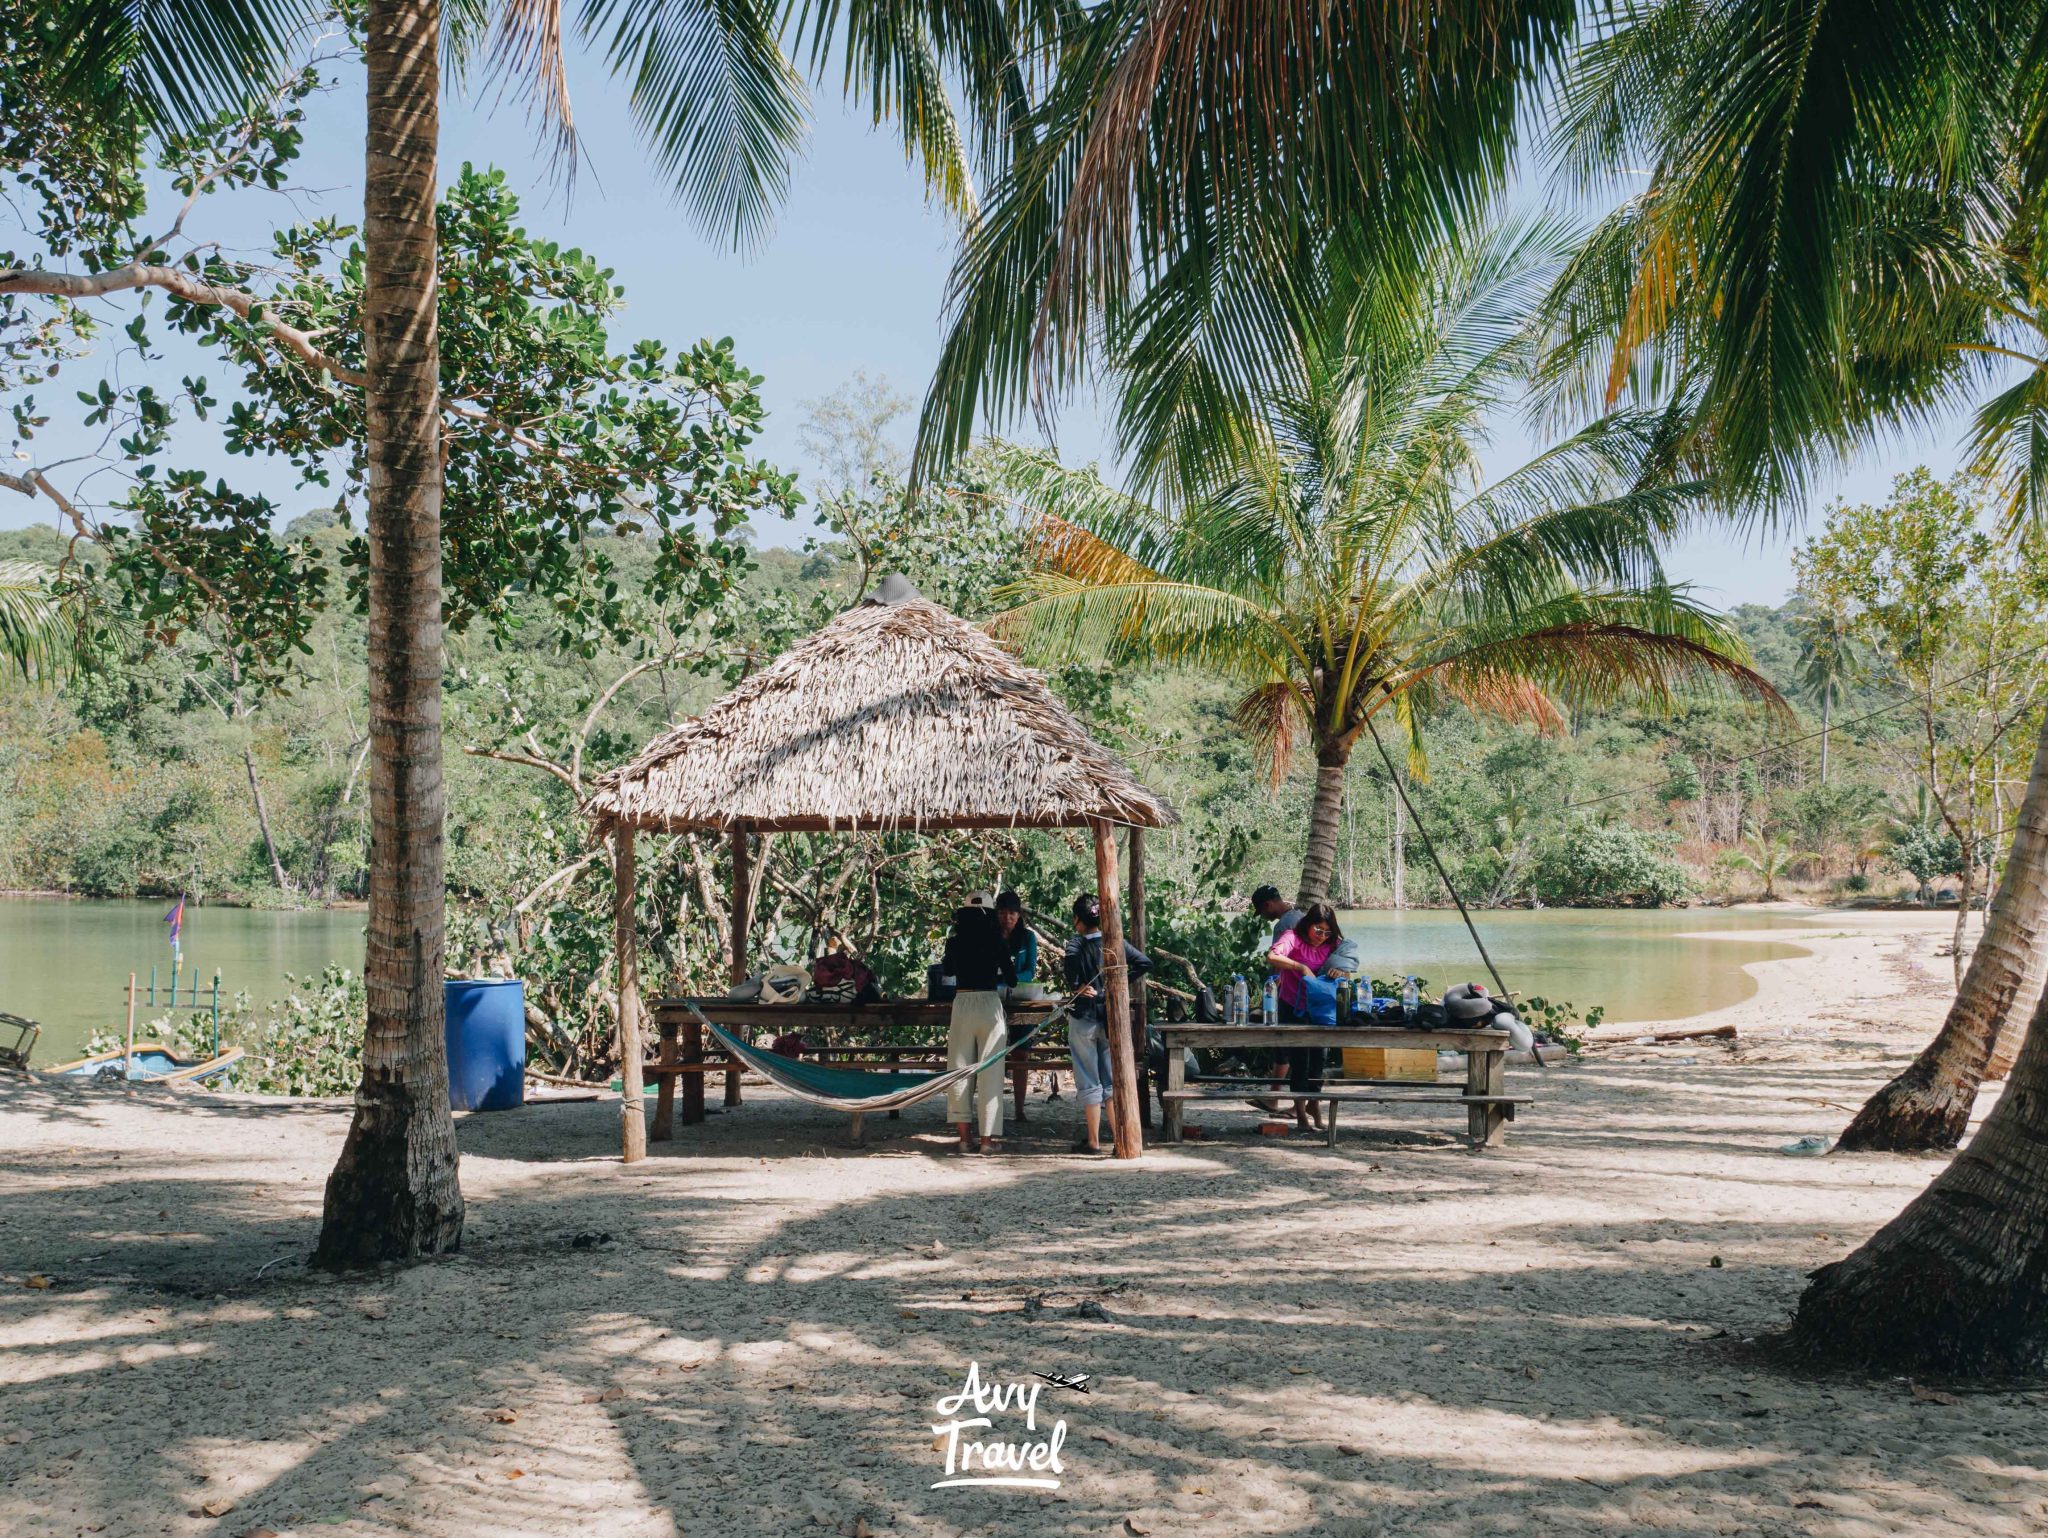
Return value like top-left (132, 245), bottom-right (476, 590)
top-left (1252, 884), bottom-right (1305, 946)
top-left (994, 890), bottom-right (1038, 984)
top-left (1265, 903), bottom-right (1342, 1131)
top-left (1063, 892), bottom-right (1152, 1153)
top-left (943, 892), bottom-right (1015, 1153)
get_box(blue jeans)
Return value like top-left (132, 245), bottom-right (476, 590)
top-left (1068, 1014), bottom-right (1115, 1107)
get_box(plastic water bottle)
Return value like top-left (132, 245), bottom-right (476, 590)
top-left (1401, 974), bottom-right (1419, 1021)
top-left (1229, 974), bottom-right (1248, 1025)
top-left (1261, 976), bottom-right (1279, 1026)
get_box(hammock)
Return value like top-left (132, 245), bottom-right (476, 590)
top-left (682, 998), bottom-right (1064, 1115)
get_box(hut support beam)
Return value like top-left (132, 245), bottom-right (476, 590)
top-left (1093, 819), bottom-right (1144, 1158)
top-left (615, 831), bottom-right (647, 1163)
top-left (1129, 826), bottom-right (1151, 1126)
top-left (727, 827), bottom-right (749, 1107)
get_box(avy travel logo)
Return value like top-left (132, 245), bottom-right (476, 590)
top-left (928, 1361), bottom-right (1079, 1490)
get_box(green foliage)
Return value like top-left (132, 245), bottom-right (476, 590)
top-left (1531, 821), bottom-right (1692, 907)
top-left (85, 964), bottom-right (365, 1095)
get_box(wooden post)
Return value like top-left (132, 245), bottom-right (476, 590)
top-left (124, 973), bottom-right (137, 1079)
top-left (1129, 826), bottom-right (1151, 1127)
top-left (1093, 820), bottom-right (1144, 1158)
top-left (615, 831), bottom-right (647, 1163)
top-left (652, 1015), bottom-right (678, 1140)
top-left (726, 826), bottom-right (749, 1107)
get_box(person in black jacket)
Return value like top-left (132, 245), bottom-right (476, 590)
top-left (942, 892), bottom-right (1017, 1152)
top-left (1062, 892), bottom-right (1152, 1153)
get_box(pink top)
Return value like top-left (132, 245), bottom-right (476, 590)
top-left (1269, 928), bottom-right (1334, 1014)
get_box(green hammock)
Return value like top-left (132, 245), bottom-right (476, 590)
top-left (689, 1001), bottom-right (1060, 1115)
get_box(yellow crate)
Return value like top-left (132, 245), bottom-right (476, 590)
top-left (1341, 1046), bottom-right (1438, 1083)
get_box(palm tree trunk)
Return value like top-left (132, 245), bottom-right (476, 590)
top-left (1818, 682), bottom-right (1831, 784)
top-left (1794, 968), bottom-right (2048, 1374)
top-left (1296, 753), bottom-right (1350, 908)
top-left (315, 0), bottom-right (464, 1268)
top-left (1834, 716), bottom-right (2048, 1153)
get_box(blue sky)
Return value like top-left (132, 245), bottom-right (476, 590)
top-left (2, 42), bottom-right (1975, 608)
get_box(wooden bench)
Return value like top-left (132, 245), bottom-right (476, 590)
top-left (1153, 1023), bottom-right (1520, 1150)
top-left (1158, 1085), bottom-right (1533, 1148)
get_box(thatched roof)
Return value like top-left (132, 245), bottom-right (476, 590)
top-left (585, 577), bottom-right (1175, 834)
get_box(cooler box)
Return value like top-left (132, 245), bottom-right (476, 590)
top-left (1342, 1046), bottom-right (1438, 1083)
top-left (443, 978), bottom-right (526, 1112)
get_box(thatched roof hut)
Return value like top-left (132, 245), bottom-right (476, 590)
top-left (585, 575), bottom-right (1175, 834)
top-left (594, 576), bottom-right (1168, 1163)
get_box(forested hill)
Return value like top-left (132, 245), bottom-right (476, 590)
top-left (0, 517), bottom-right (1964, 920)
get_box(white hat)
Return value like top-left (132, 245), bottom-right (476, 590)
top-left (963, 891), bottom-right (995, 909)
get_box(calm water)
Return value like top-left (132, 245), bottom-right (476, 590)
top-left (0, 897), bottom-right (365, 1063)
top-left (1, 897), bottom-right (1817, 1065)
top-left (1331, 906), bottom-right (1818, 1024)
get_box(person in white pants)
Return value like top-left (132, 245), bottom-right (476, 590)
top-left (942, 891), bottom-right (1015, 1152)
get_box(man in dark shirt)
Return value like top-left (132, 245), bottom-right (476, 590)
top-left (1062, 893), bottom-right (1152, 1153)
top-left (1252, 884), bottom-right (1304, 946)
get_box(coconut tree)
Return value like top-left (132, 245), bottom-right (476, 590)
top-left (0, 561), bottom-right (72, 684)
top-left (996, 220), bottom-right (1781, 908)
top-left (1791, 606), bottom-right (1858, 784)
top-left (40, 0), bottom-right (1048, 1263)
top-left (1722, 828), bottom-right (1816, 901)
top-left (1537, 0), bottom-right (2048, 1368)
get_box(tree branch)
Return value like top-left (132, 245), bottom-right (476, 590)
top-left (0, 263), bottom-right (366, 386)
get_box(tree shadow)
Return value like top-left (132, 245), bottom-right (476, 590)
top-left (3, 1076), bottom-right (2041, 1538)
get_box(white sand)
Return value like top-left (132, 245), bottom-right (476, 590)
top-left (5, 909), bottom-right (2045, 1538)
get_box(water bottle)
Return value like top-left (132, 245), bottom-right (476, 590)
top-left (1338, 979), bottom-right (1355, 1023)
top-left (1261, 975), bottom-right (1279, 1026)
top-left (1401, 974), bottom-right (1419, 1022)
top-left (1229, 974), bottom-right (1248, 1025)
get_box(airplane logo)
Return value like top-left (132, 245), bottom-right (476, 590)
top-left (1034, 1371), bottom-right (1091, 1394)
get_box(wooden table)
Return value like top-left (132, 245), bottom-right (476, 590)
top-left (1153, 1023), bottom-right (1518, 1149)
top-left (647, 997), bottom-right (1061, 1137)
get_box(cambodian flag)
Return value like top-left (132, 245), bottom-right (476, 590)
top-left (163, 898), bottom-right (185, 948)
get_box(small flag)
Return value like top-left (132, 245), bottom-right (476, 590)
top-left (163, 897), bottom-right (185, 948)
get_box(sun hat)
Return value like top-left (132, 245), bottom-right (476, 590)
top-left (963, 890), bottom-right (995, 909)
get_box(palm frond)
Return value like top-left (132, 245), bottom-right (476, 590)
top-left (1232, 680), bottom-right (1311, 791)
top-left (0, 561), bottom-right (75, 685)
top-left (577, 0), bottom-right (807, 250)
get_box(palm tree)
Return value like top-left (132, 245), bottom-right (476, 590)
top-left (1722, 829), bottom-right (1815, 901)
top-left (1540, 0), bottom-right (2048, 1368)
top-left (46, 0), bottom-right (1044, 1263)
top-left (995, 220), bottom-right (1780, 907)
top-left (912, 0), bottom-right (1581, 474)
top-left (0, 560), bottom-right (72, 683)
top-left (1791, 606), bottom-right (1858, 784)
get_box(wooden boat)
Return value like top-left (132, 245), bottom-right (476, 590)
top-left (44, 1043), bottom-right (243, 1084)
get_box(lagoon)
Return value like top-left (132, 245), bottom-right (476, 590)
top-left (1, 897), bottom-right (365, 1063)
top-left (1329, 906), bottom-right (1817, 1024)
top-left (2, 896), bottom-right (1819, 1065)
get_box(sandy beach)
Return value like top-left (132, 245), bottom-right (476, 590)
top-left (5, 907), bottom-right (2044, 1538)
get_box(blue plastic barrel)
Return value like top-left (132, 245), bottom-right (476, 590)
top-left (443, 979), bottom-right (526, 1112)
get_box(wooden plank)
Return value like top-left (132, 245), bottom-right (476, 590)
top-left (652, 1018), bottom-right (678, 1140)
top-left (727, 827), bottom-right (749, 1110)
top-left (652, 998), bottom-right (1058, 1028)
top-left (1095, 819), bottom-right (1143, 1158)
top-left (1159, 1088), bottom-right (1530, 1104)
top-left (1129, 825), bottom-right (1150, 1128)
top-left (1163, 1005), bottom-right (1187, 1143)
top-left (615, 834), bottom-right (647, 1163)
top-left (682, 1015), bottom-right (705, 1124)
top-left (1468, 1048), bottom-right (1507, 1150)
top-left (1156, 1025), bottom-right (1506, 1052)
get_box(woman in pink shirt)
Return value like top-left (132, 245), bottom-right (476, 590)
top-left (1265, 903), bottom-right (1341, 1131)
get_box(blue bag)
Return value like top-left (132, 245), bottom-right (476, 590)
top-left (1302, 974), bottom-right (1340, 1026)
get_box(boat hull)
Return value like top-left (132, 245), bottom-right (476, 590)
top-left (44, 1044), bottom-right (243, 1084)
